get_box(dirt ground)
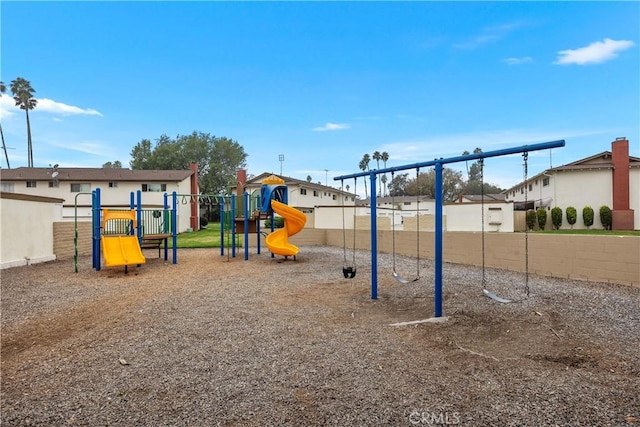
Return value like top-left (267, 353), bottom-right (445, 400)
top-left (1, 247), bottom-right (639, 426)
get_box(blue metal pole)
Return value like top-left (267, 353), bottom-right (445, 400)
top-left (369, 171), bottom-right (378, 300)
top-left (136, 190), bottom-right (142, 243)
top-left (172, 191), bottom-right (177, 264)
top-left (163, 193), bottom-right (169, 261)
top-left (220, 197), bottom-right (225, 256)
top-left (231, 194), bottom-right (236, 258)
top-left (434, 162), bottom-right (444, 318)
top-left (244, 192), bottom-right (249, 260)
top-left (130, 191), bottom-right (134, 209)
top-left (91, 190), bottom-right (97, 270)
top-left (95, 188), bottom-right (101, 271)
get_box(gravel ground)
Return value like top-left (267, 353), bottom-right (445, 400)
top-left (1, 246), bottom-right (639, 426)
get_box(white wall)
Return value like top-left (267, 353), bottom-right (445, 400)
top-left (0, 195), bottom-right (61, 268)
top-left (554, 170), bottom-right (611, 229)
top-left (314, 202), bottom-right (514, 232)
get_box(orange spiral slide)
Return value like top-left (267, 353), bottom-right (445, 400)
top-left (265, 200), bottom-right (307, 257)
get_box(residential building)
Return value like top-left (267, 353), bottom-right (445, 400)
top-left (1, 165), bottom-right (199, 232)
top-left (503, 137), bottom-right (639, 230)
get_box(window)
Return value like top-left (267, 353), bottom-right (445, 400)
top-left (48, 181), bottom-right (60, 188)
top-left (109, 182), bottom-right (118, 188)
top-left (404, 201), bottom-right (411, 206)
top-left (520, 187), bottom-right (524, 194)
top-left (528, 184), bottom-right (533, 191)
top-left (313, 190), bottom-right (319, 197)
top-left (543, 177), bottom-right (550, 187)
top-left (300, 188), bottom-right (307, 195)
top-left (142, 183), bottom-right (166, 192)
top-left (332, 194), bottom-right (336, 200)
top-left (1, 183), bottom-right (14, 192)
top-left (26, 181), bottom-right (37, 188)
top-left (71, 183), bottom-right (91, 192)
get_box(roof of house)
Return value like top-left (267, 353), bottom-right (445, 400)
top-left (461, 194), bottom-right (507, 202)
top-left (1, 167), bottom-right (194, 182)
top-left (502, 149), bottom-right (640, 193)
top-left (246, 172), bottom-right (356, 196)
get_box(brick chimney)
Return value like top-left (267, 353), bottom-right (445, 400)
top-left (236, 168), bottom-right (247, 197)
top-left (189, 162), bottom-right (199, 230)
top-left (611, 138), bottom-right (634, 230)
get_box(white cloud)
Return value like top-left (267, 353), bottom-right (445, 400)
top-left (312, 122), bottom-right (350, 132)
top-left (0, 95), bottom-right (102, 118)
top-left (503, 56), bottom-right (532, 65)
top-left (35, 98), bottom-right (103, 116)
top-left (554, 38), bottom-right (636, 65)
top-left (454, 22), bottom-right (522, 50)
top-left (379, 128), bottom-right (611, 163)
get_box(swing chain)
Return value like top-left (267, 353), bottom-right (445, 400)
top-left (479, 158), bottom-right (486, 288)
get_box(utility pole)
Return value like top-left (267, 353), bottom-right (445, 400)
top-left (324, 169), bottom-right (329, 186)
top-left (279, 154), bottom-right (284, 176)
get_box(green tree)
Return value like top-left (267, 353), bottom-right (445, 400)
top-left (0, 81), bottom-right (9, 168)
top-left (381, 151), bottom-right (389, 196)
top-left (461, 148), bottom-right (503, 195)
top-left (358, 153), bottom-right (370, 199)
top-left (583, 206), bottom-right (594, 229)
top-left (388, 172), bottom-right (409, 196)
top-left (405, 168), bottom-right (464, 202)
top-left (526, 209), bottom-right (537, 231)
top-left (10, 77), bottom-right (38, 168)
top-left (599, 205), bottom-right (612, 230)
top-left (566, 206), bottom-right (577, 228)
top-left (102, 161), bottom-right (123, 168)
top-left (130, 131), bottom-right (247, 195)
top-left (372, 151), bottom-right (381, 196)
top-left (306, 175), bottom-right (312, 183)
top-left (551, 207), bottom-right (563, 230)
top-left (536, 207), bottom-right (548, 230)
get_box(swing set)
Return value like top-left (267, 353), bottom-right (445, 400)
top-left (334, 139), bottom-right (565, 318)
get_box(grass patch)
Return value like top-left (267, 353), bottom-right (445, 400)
top-left (171, 224), bottom-right (242, 248)
top-left (532, 229), bottom-right (640, 236)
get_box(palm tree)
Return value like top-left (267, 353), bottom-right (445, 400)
top-left (358, 153), bottom-right (370, 200)
top-left (372, 151), bottom-right (381, 197)
top-left (10, 77), bottom-right (37, 168)
top-left (0, 81), bottom-right (10, 168)
top-left (381, 151), bottom-right (389, 196)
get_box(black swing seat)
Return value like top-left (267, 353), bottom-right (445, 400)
top-left (343, 266), bottom-right (356, 279)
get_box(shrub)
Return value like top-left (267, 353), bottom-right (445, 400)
top-left (566, 206), bottom-right (577, 228)
top-left (265, 217), bottom-right (285, 229)
top-left (525, 209), bottom-right (537, 231)
top-left (536, 207), bottom-right (548, 231)
top-left (599, 205), bottom-right (612, 230)
top-left (583, 206), bottom-right (594, 229)
top-left (551, 207), bottom-right (563, 230)
top-left (200, 216), bottom-right (209, 228)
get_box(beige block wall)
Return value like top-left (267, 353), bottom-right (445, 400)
top-left (52, 221), bottom-right (639, 287)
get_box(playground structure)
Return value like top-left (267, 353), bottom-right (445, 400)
top-left (334, 139), bottom-right (566, 318)
top-left (219, 174), bottom-right (307, 260)
top-left (86, 188), bottom-right (178, 273)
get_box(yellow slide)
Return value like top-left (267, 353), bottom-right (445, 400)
top-left (101, 235), bottom-right (146, 268)
top-left (265, 200), bottom-right (307, 257)
top-left (101, 209), bottom-right (146, 269)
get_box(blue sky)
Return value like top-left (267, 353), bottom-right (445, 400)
top-left (1, 1), bottom-right (638, 192)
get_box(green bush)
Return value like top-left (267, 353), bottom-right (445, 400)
top-left (566, 206), bottom-right (577, 228)
top-left (551, 207), bottom-right (563, 230)
top-left (200, 216), bottom-right (209, 228)
top-left (265, 216), bottom-right (285, 229)
top-left (583, 206), bottom-right (594, 229)
top-left (536, 207), bottom-right (548, 231)
top-left (599, 205), bottom-right (612, 230)
top-left (526, 209), bottom-right (537, 231)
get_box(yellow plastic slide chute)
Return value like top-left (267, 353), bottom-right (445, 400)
top-left (101, 209), bottom-right (146, 268)
top-left (265, 200), bottom-right (307, 257)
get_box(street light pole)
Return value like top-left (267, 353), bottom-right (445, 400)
top-left (324, 169), bottom-right (329, 186)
